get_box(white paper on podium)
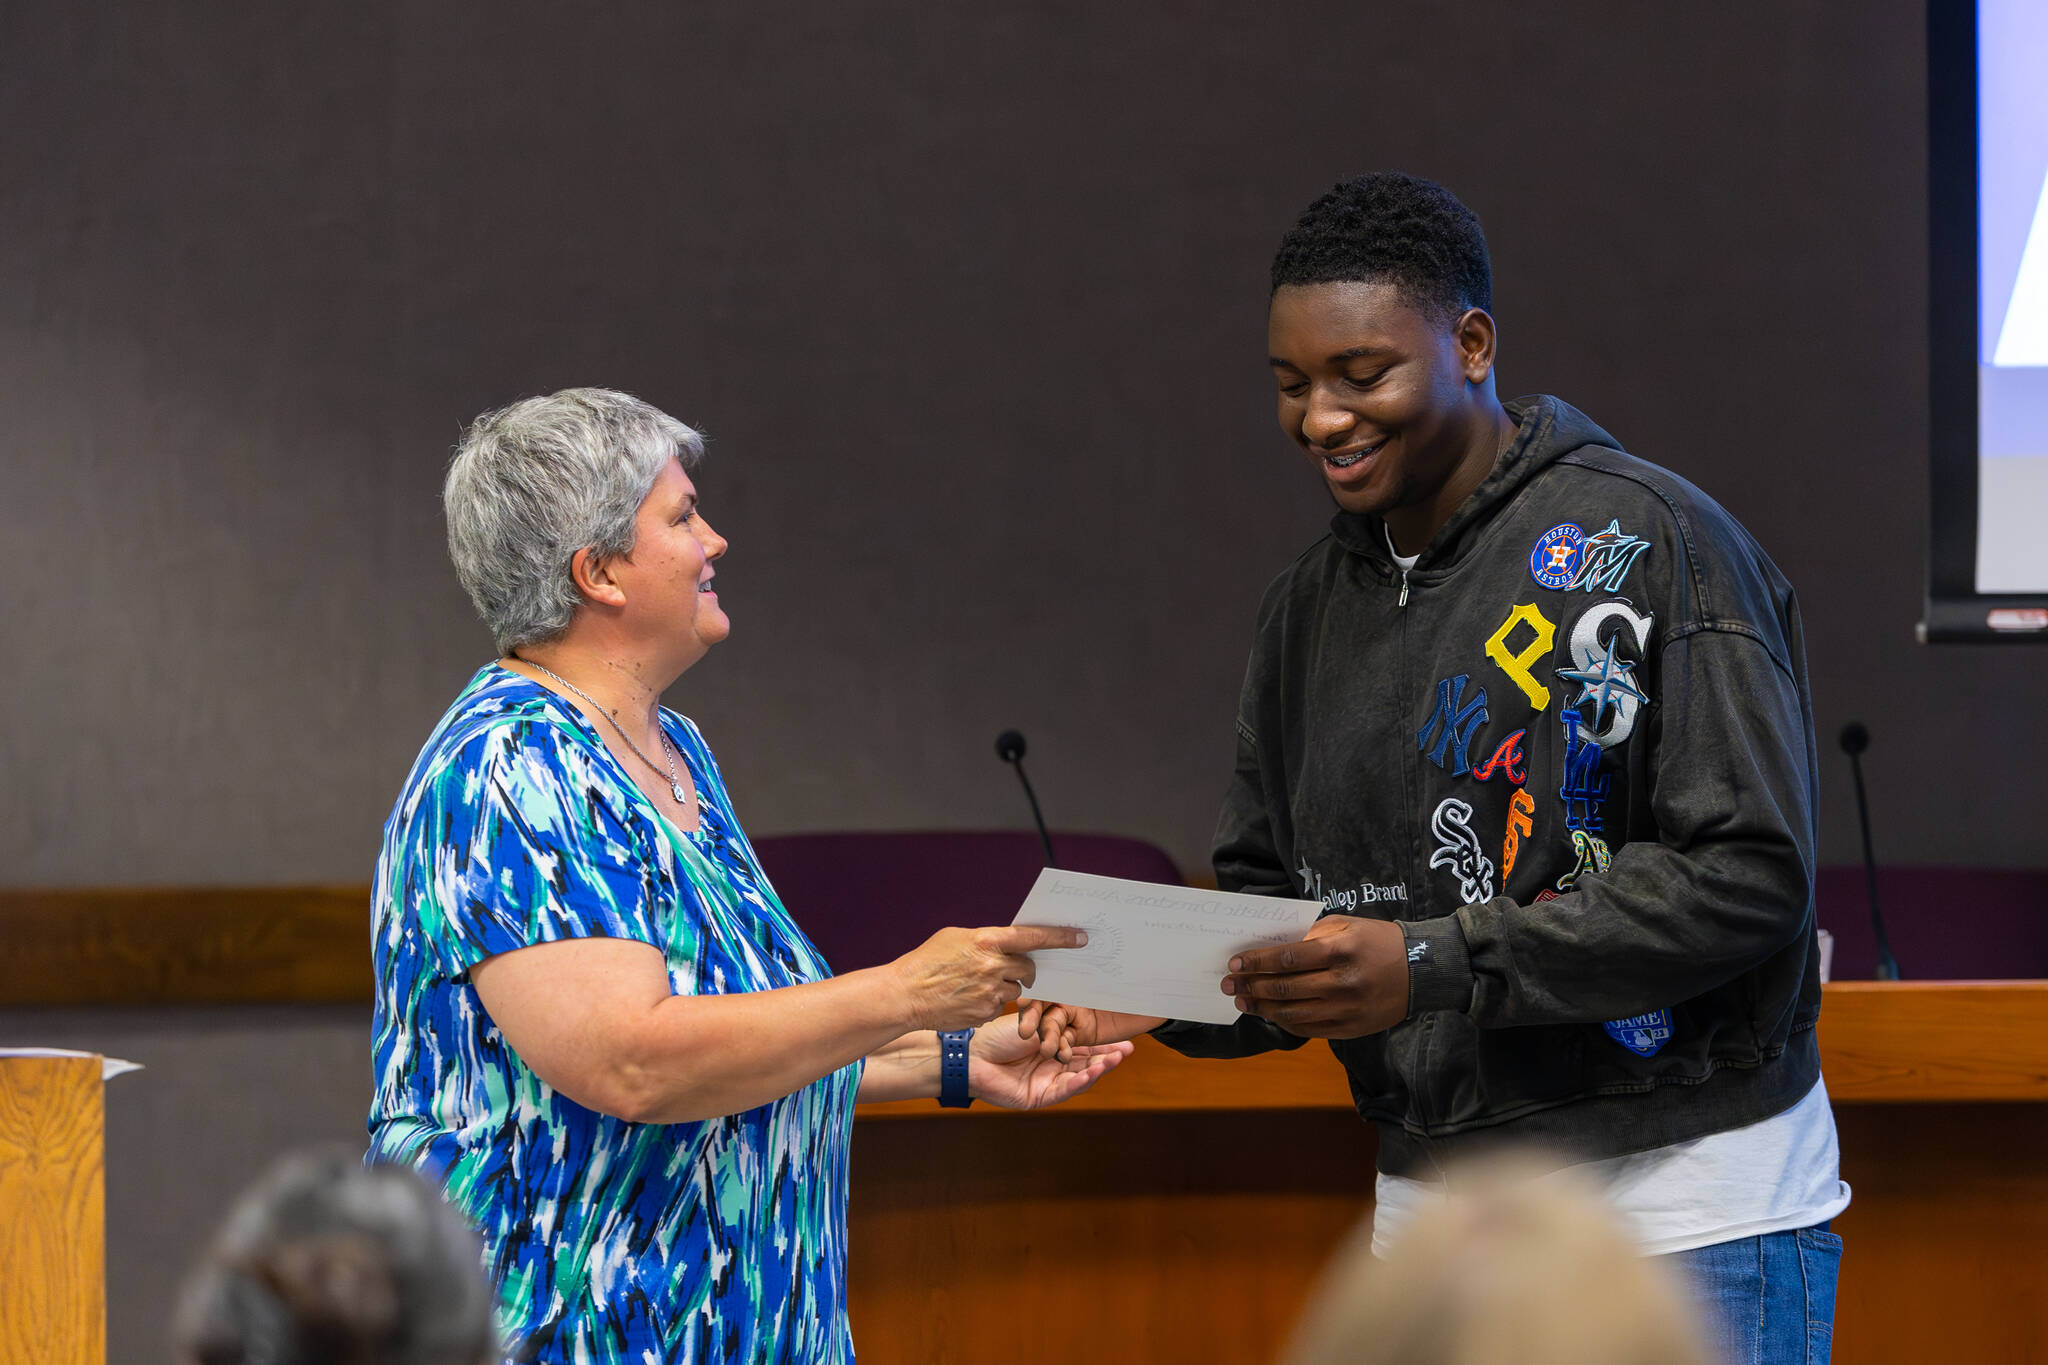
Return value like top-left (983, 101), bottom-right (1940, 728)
top-left (1010, 868), bottom-right (1322, 1026)
top-left (0, 1047), bottom-right (143, 1081)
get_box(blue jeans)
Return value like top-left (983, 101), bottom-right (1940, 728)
top-left (1663, 1224), bottom-right (1842, 1365)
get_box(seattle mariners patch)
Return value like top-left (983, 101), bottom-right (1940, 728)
top-left (1559, 600), bottom-right (1655, 747)
top-left (1529, 524), bottom-right (1586, 590)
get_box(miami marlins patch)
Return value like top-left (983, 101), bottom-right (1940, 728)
top-left (1428, 796), bottom-right (1495, 904)
top-left (1529, 524), bottom-right (1586, 590)
top-left (1603, 1010), bottom-right (1674, 1057)
top-left (1567, 519), bottom-right (1651, 594)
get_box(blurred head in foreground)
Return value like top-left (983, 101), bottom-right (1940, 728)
top-left (171, 1149), bottom-right (497, 1365)
top-left (1282, 1162), bottom-right (1711, 1365)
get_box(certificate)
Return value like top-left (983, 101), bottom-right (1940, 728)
top-left (1010, 868), bottom-right (1322, 1026)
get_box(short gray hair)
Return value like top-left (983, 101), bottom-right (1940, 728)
top-left (444, 388), bottom-right (705, 652)
top-left (170, 1148), bottom-right (498, 1365)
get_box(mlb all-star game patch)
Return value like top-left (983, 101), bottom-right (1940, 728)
top-left (1529, 523), bottom-right (1586, 590)
top-left (1603, 1010), bottom-right (1674, 1057)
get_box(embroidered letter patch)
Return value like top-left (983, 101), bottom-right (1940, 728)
top-left (1567, 519), bottom-right (1651, 595)
top-left (1559, 600), bottom-right (1654, 747)
top-left (1501, 788), bottom-right (1535, 883)
top-left (1417, 674), bottom-right (1490, 777)
top-left (1555, 828), bottom-right (1612, 892)
top-left (1429, 797), bottom-right (1496, 904)
top-left (1558, 709), bottom-right (1610, 833)
top-left (1529, 524), bottom-right (1586, 590)
top-left (1484, 603), bottom-right (1556, 711)
top-left (1470, 728), bottom-right (1527, 784)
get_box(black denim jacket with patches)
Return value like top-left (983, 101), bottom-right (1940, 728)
top-left (1158, 395), bottom-right (1824, 1176)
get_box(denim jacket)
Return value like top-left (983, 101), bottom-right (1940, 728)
top-left (1159, 396), bottom-right (1824, 1175)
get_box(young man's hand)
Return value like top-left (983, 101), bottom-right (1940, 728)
top-left (1016, 1000), bottom-right (1165, 1064)
top-left (1221, 916), bottom-right (1410, 1037)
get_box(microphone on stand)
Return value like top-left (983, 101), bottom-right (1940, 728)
top-left (1838, 722), bottom-right (1900, 980)
top-left (995, 729), bottom-right (1058, 867)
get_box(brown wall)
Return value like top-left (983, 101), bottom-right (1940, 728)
top-left (3, 0), bottom-right (2035, 894)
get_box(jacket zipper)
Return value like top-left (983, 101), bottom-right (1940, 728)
top-left (1396, 560), bottom-right (1434, 1129)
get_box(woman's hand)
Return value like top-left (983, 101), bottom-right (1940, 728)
top-left (1016, 1000), bottom-right (1165, 1064)
top-left (969, 1020), bottom-right (1133, 1110)
top-left (887, 925), bottom-right (1089, 1033)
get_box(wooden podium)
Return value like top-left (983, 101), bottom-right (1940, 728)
top-left (0, 1053), bottom-right (107, 1365)
top-left (847, 982), bottom-right (2048, 1363)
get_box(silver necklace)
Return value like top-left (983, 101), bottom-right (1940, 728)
top-left (516, 658), bottom-right (692, 807)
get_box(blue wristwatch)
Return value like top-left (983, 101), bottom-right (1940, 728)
top-left (937, 1029), bottom-right (974, 1108)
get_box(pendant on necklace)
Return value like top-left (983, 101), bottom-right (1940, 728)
top-left (671, 782), bottom-right (689, 805)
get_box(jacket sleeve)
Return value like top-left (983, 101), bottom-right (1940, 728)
top-left (1152, 671), bottom-right (1310, 1059)
top-left (1404, 622), bottom-right (1818, 1025)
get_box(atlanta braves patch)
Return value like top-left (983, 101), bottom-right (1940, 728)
top-left (1529, 524), bottom-right (1586, 590)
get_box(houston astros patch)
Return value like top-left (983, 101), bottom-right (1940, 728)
top-left (1529, 523), bottom-right (1586, 590)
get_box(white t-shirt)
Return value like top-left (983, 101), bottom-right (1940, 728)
top-left (1372, 1075), bottom-right (1852, 1256)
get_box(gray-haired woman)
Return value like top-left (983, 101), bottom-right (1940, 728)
top-left (366, 388), bottom-right (1125, 1363)
top-left (173, 1149), bottom-right (498, 1365)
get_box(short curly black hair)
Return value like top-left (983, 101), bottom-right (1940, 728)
top-left (1270, 172), bottom-right (1492, 322)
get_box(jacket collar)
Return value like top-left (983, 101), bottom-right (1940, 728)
top-left (1326, 395), bottom-right (1623, 571)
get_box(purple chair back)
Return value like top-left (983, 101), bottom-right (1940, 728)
top-left (1815, 866), bottom-right (2048, 980)
top-left (751, 830), bottom-right (1184, 974)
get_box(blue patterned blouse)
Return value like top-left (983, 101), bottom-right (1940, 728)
top-left (368, 664), bottom-right (858, 1363)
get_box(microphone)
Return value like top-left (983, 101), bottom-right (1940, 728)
top-left (1838, 722), bottom-right (1900, 980)
top-left (995, 729), bottom-right (1058, 867)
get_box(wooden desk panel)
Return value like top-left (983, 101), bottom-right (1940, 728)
top-left (848, 1093), bottom-right (2048, 1365)
top-left (1819, 980), bottom-right (2048, 1101)
top-left (0, 1055), bottom-right (106, 1365)
top-left (857, 1035), bottom-right (1355, 1119)
top-left (848, 1109), bottom-right (1375, 1362)
top-left (849, 988), bottom-right (2048, 1364)
top-left (859, 981), bottom-right (2048, 1122)
top-left (1832, 1103), bottom-right (2048, 1364)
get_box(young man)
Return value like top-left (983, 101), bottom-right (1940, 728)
top-left (1029, 173), bottom-right (1846, 1361)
